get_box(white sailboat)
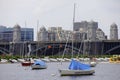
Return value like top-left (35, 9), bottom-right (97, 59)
top-left (59, 69), bottom-right (95, 76)
top-left (59, 59), bottom-right (95, 76)
top-left (59, 4), bottom-right (95, 76)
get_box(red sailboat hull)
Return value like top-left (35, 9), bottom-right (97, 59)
top-left (21, 62), bottom-right (33, 66)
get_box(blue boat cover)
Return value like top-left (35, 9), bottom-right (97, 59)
top-left (69, 59), bottom-right (91, 70)
top-left (34, 60), bottom-right (46, 66)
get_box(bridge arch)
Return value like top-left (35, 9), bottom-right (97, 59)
top-left (30, 44), bottom-right (83, 56)
top-left (0, 47), bottom-right (10, 55)
top-left (105, 45), bottom-right (120, 54)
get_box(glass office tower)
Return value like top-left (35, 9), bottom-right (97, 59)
top-left (0, 25), bottom-right (34, 42)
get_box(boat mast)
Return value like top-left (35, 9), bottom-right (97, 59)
top-left (72, 3), bottom-right (76, 58)
top-left (36, 20), bottom-right (39, 58)
top-left (25, 21), bottom-right (27, 57)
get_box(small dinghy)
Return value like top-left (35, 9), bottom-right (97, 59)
top-left (89, 61), bottom-right (97, 67)
top-left (21, 58), bottom-right (34, 66)
top-left (31, 60), bottom-right (47, 70)
top-left (22, 61), bottom-right (33, 66)
top-left (59, 59), bottom-right (95, 76)
top-left (89, 57), bottom-right (97, 67)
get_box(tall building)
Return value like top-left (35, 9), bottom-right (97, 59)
top-left (96, 28), bottom-right (106, 40)
top-left (73, 31), bottom-right (87, 41)
top-left (87, 21), bottom-right (98, 41)
top-left (73, 21), bottom-right (88, 32)
top-left (21, 28), bottom-right (34, 41)
top-left (73, 21), bottom-right (99, 41)
top-left (48, 27), bottom-right (62, 41)
top-left (38, 26), bottom-right (48, 41)
top-left (0, 25), bottom-right (13, 42)
top-left (0, 24), bottom-right (34, 42)
top-left (13, 24), bottom-right (21, 42)
top-left (38, 26), bottom-right (73, 41)
top-left (110, 23), bottom-right (118, 40)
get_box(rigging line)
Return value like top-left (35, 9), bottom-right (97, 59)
top-left (22, 21), bottom-right (27, 58)
top-left (25, 21), bottom-right (28, 57)
top-left (57, 28), bottom-right (61, 57)
top-left (57, 28), bottom-right (65, 57)
top-left (60, 3), bottom-right (76, 64)
top-left (60, 32), bottom-right (70, 64)
top-left (77, 33), bottom-right (86, 57)
top-left (57, 27), bottom-right (61, 41)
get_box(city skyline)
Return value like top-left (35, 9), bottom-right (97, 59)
top-left (0, 0), bottom-right (120, 40)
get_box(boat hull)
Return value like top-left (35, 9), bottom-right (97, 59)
top-left (31, 65), bottom-right (47, 70)
top-left (21, 62), bottom-right (33, 66)
top-left (90, 62), bottom-right (97, 67)
top-left (59, 69), bottom-right (95, 76)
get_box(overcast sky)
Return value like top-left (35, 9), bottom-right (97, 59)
top-left (0, 0), bottom-right (120, 40)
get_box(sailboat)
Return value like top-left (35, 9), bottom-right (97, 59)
top-left (21, 44), bottom-right (34, 66)
top-left (59, 4), bottom-right (95, 76)
top-left (31, 60), bottom-right (47, 70)
top-left (59, 59), bottom-right (95, 76)
top-left (21, 61), bottom-right (34, 66)
top-left (21, 22), bottom-right (34, 66)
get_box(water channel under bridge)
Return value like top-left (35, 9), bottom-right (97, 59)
top-left (0, 40), bottom-right (120, 56)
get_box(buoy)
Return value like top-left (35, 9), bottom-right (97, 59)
top-left (51, 73), bottom-right (56, 76)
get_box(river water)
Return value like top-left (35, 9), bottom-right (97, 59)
top-left (0, 62), bottom-right (120, 80)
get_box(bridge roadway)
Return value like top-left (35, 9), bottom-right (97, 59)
top-left (0, 40), bottom-right (120, 56)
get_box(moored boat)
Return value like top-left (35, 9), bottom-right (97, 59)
top-left (89, 61), bottom-right (97, 67)
top-left (109, 55), bottom-right (120, 63)
top-left (59, 59), bottom-right (95, 76)
top-left (59, 69), bottom-right (95, 76)
top-left (21, 58), bottom-right (34, 66)
top-left (0, 59), bottom-right (8, 63)
top-left (31, 60), bottom-right (47, 70)
top-left (21, 61), bottom-right (33, 66)
top-left (89, 57), bottom-right (97, 67)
